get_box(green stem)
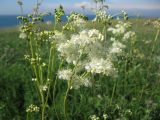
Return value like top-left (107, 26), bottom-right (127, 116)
top-left (63, 68), bottom-right (76, 120)
top-left (140, 29), bottom-right (159, 102)
top-left (29, 37), bottom-right (41, 98)
top-left (63, 46), bottom-right (86, 119)
top-left (29, 36), bottom-right (45, 119)
top-left (63, 55), bottom-right (83, 119)
top-left (52, 60), bottom-right (63, 120)
top-left (26, 112), bottom-right (29, 120)
top-left (139, 86), bottom-right (145, 102)
top-left (63, 79), bottom-right (72, 120)
top-left (52, 60), bottom-right (64, 100)
top-left (110, 79), bottom-right (117, 105)
top-left (47, 47), bottom-right (53, 80)
top-left (123, 59), bottom-right (128, 95)
top-left (50, 44), bottom-right (56, 79)
top-left (151, 29), bottom-right (159, 54)
top-left (41, 97), bottom-right (45, 120)
top-left (54, 15), bottom-right (57, 31)
top-left (42, 44), bottom-right (57, 119)
top-left (80, 71), bottom-right (88, 79)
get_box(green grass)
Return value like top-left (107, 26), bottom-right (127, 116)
top-left (0, 27), bottom-right (36, 119)
top-left (0, 19), bottom-right (160, 120)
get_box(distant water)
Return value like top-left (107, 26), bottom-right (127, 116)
top-left (0, 15), bottom-right (95, 28)
top-left (0, 12), bottom-right (159, 28)
top-left (0, 15), bottom-right (20, 28)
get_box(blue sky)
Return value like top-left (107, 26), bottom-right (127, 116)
top-left (0, 0), bottom-right (160, 16)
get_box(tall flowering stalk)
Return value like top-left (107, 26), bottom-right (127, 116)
top-left (17, 0), bottom-right (23, 15)
top-left (17, 2), bottom-right (138, 119)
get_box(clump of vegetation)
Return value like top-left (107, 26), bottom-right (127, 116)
top-left (0, 0), bottom-right (160, 120)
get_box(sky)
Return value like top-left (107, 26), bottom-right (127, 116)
top-left (0, 0), bottom-right (160, 17)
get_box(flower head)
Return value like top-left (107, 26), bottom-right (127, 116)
top-left (109, 40), bottom-right (126, 55)
top-left (26, 104), bottom-right (39, 113)
top-left (85, 58), bottom-right (115, 75)
top-left (58, 69), bottom-right (72, 80)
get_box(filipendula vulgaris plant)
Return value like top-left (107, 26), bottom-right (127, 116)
top-left (88, 1), bottom-right (141, 118)
top-left (56, 8), bottom-right (138, 120)
top-left (17, 0), bottom-right (55, 119)
top-left (18, 1), bottom-right (138, 119)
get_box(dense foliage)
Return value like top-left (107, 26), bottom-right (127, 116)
top-left (0, 1), bottom-right (160, 120)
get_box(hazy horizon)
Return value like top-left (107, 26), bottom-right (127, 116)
top-left (0, 0), bottom-right (159, 17)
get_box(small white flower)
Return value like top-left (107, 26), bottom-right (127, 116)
top-left (51, 31), bottom-right (66, 43)
top-left (57, 41), bottom-right (80, 64)
top-left (42, 62), bottom-right (46, 67)
top-left (58, 69), bottom-right (72, 80)
top-left (110, 37), bottom-right (116, 42)
top-left (19, 32), bottom-right (27, 39)
top-left (109, 41), bottom-right (126, 55)
top-left (72, 76), bottom-right (92, 89)
top-left (24, 54), bottom-right (30, 60)
top-left (90, 115), bottom-right (100, 120)
top-left (123, 31), bottom-right (136, 40)
top-left (26, 104), bottom-right (39, 113)
top-left (103, 114), bottom-right (108, 119)
top-left (32, 78), bottom-right (37, 81)
top-left (88, 29), bottom-right (104, 42)
top-left (108, 21), bottom-right (131, 36)
top-left (68, 13), bottom-right (87, 29)
top-left (42, 85), bottom-right (48, 91)
top-left (93, 10), bottom-right (108, 23)
top-left (72, 18), bottom-right (86, 28)
top-left (85, 58), bottom-right (115, 75)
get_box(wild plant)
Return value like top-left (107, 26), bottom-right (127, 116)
top-left (17, 1), bottom-right (160, 120)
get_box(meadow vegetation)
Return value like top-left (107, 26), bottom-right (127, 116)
top-left (0, 0), bottom-right (160, 120)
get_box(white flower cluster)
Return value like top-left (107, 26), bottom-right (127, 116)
top-left (108, 21), bottom-right (136, 57)
top-left (32, 78), bottom-right (37, 81)
top-left (103, 114), bottom-right (108, 119)
top-left (41, 85), bottom-right (48, 91)
top-left (58, 69), bottom-right (91, 89)
top-left (50, 30), bottom-right (66, 44)
top-left (73, 18), bottom-right (86, 28)
top-left (58, 69), bottom-right (72, 80)
top-left (93, 10), bottom-right (107, 21)
top-left (26, 104), bottom-right (39, 113)
top-left (55, 16), bottom-right (136, 89)
top-left (153, 19), bottom-right (160, 29)
top-left (57, 29), bottom-right (104, 64)
top-left (57, 29), bottom-right (118, 89)
top-left (90, 115), bottom-right (100, 120)
top-left (19, 32), bottom-right (27, 39)
top-left (37, 30), bottom-right (54, 42)
top-left (109, 40), bottom-right (126, 55)
top-left (67, 13), bottom-right (87, 28)
top-left (93, 10), bottom-right (111, 24)
top-left (88, 29), bottom-right (104, 42)
top-left (123, 31), bottom-right (136, 40)
top-left (24, 53), bottom-right (42, 65)
top-left (108, 21), bottom-right (131, 36)
top-left (85, 58), bottom-right (115, 75)
top-left (90, 114), bottom-right (108, 120)
top-left (57, 41), bottom-right (79, 64)
top-left (71, 75), bottom-right (91, 89)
